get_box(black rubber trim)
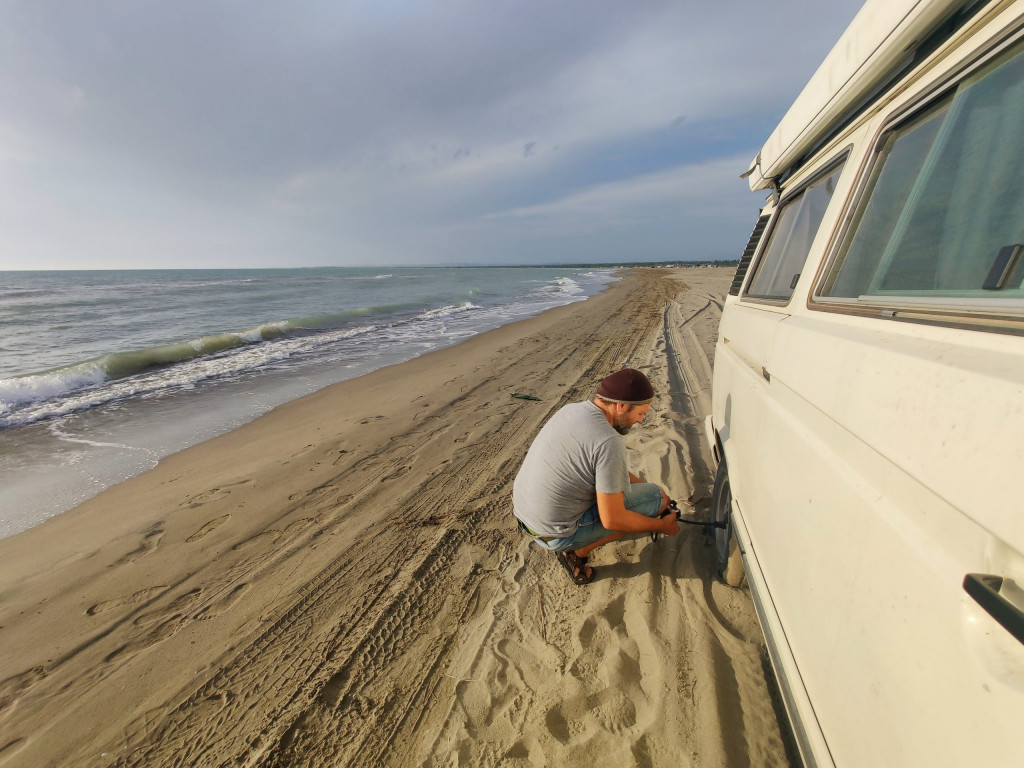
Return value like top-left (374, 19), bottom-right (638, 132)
top-left (730, 213), bottom-right (771, 296)
top-left (963, 573), bottom-right (1024, 646)
top-left (982, 244), bottom-right (1023, 290)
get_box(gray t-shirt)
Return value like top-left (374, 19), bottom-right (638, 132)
top-left (512, 401), bottom-right (630, 536)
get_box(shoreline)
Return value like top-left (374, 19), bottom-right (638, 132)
top-left (3, 272), bottom-right (625, 549)
top-left (0, 266), bottom-right (793, 767)
top-left (0, 269), bottom-right (617, 540)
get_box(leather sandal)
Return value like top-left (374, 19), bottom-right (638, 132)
top-left (556, 550), bottom-right (594, 585)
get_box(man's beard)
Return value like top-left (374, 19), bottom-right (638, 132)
top-left (612, 414), bottom-right (634, 435)
top-left (614, 425), bottom-right (632, 435)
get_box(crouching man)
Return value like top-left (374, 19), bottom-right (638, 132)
top-left (512, 368), bottom-right (680, 585)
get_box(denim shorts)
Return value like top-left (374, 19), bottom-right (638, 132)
top-left (527, 482), bottom-right (665, 552)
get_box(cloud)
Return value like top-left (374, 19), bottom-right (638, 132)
top-left (412, 154), bottom-right (762, 265)
top-left (486, 158), bottom-right (744, 222)
top-left (0, 0), bottom-right (864, 269)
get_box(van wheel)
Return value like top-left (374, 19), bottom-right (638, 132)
top-left (712, 460), bottom-right (746, 588)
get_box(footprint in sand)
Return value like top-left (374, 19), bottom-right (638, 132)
top-left (183, 488), bottom-right (231, 507)
top-left (188, 690), bottom-right (232, 718)
top-left (591, 688), bottom-right (639, 735)
top-left (186, 514), bottom-right (231, 543)
top-left (381, 466), bottom-right (410, 482)
top-left (134, 588), bottom-right (203, 628)
top-left (105, 615), bottom-right (183, 663)
top-left (232, 530), bottom-right (281, 552)
top-left (545, 689), bottom-right (637, 745)
top-left (290, 486), bottom-right (334, 503)
top-left (182, 480), bottom-right (252, 508)
top-left (544, 705), bottom-right (572, 744)
top-left (240, 518), bottom-right (315, 551)
top-left (87, 586), bottom-right (167, 616)
top-left (277, 518), bottom-right (315, 542)
top-left (104, 585), bottom-right (247, 663)
top-left (0, 667), bottom-right (47, 718)
top-left (113, 524), bottom-right (165, 566)
top-left (105, 584), bottom-right (248, 663)
top-left (195, 583), bottom-right (250, 620)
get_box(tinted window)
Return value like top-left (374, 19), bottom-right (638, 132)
top-left (745, 162), bottom-right (845, 301)
top-left (822, 42), bottom-right (1024, 301)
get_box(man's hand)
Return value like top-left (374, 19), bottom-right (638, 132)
top-left (596, 489), bottom-right (678, 535)
top-left (655, 511), bottom-right (680, 536)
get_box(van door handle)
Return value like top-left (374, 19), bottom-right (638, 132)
top-left (963, 573), bottom-right (1024, 645)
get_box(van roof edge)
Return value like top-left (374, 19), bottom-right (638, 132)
top-left (749, 0), bottom-right (981, 192)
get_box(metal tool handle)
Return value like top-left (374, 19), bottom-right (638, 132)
top-left (651, 499), bottom-right (727, 541)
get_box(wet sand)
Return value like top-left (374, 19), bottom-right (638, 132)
top-left (0, 267), bottom-right (793, 767)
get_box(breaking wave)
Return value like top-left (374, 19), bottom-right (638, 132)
top-left (0, 301), bottom-right (427, 426)
top-left (0, 270), bottom-right (612, 430)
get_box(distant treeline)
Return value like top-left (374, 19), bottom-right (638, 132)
top-left (618, 260), bottom-right (739, 269)
top-left (535, 260), bottom-right (739, 269)
top-left (450, 260), bottom-right (740, 269)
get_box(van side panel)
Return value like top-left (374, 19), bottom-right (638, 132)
top-left (710, 303), bottom-right (787, 506)
top-left (749, 312), bottom-right (1024, 766)
top-left (711, 5), bottom-right (1024, 766)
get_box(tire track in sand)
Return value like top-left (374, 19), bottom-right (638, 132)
top-left (101, 272), bottom-right (675, 768)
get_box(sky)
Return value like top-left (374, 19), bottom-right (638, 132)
top-left (0, 1), bottom-right (865, 270)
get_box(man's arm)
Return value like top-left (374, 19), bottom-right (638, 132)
top-left (628, 471), bottom-right (642, 484)
top-left (596, 490), bottom-right (678, 535)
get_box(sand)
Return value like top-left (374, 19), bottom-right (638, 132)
top-left (0, 268), bottom-right (794, 768)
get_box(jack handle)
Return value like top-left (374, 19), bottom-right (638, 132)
top-left (651, 499), bottom-right (726, 542)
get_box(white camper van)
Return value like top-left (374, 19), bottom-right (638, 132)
top-left (705, 0), bottom-right (1024, 766)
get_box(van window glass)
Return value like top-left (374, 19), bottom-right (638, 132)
top-left (745, 162), bottom-right (845, 301)
top-left (823, 42), bottom-right (1024, 300)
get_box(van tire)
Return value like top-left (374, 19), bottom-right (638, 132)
top-left (712, 460), bottom-right (746, 588)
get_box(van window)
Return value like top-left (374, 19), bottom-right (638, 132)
top-left (745, 161), bottom-right (845, 302)
top-left (822, 41), bottom-right (1024, 302)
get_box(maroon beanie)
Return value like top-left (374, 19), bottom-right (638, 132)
top-left (596, 368), bottom-right (654, 405)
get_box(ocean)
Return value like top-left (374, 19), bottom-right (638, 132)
top-left (0, 266), bottom-right (617, 539)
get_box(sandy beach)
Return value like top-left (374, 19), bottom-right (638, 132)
top-left (0, 268), bottom-right (793, 767)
